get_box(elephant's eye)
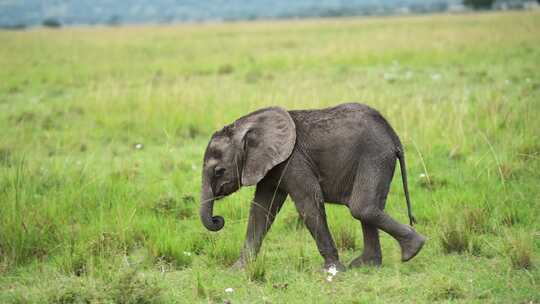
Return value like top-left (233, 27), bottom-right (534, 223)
top-left (214, 167), bottom-right (225, 177)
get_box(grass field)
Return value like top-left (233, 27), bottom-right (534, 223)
top-left (1, 10), bottom-right (539, 303)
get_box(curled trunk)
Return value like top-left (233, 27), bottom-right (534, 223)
top-left (200, 181), bottom-right (224, 231)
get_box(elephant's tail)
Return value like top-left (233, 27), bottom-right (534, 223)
top-left (397, 148), bottom-right (417, 226)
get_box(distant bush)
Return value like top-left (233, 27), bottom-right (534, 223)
top-left (107, 15), bottom-right (121, 26)
top-left (1, 23), bottom-right (27, 30)
top-left (42, 18), bottom-right (62, 28)
top-left (217, 64), bottom-right (234, 75)
top-left (463, 0), bottom-right (495, 9)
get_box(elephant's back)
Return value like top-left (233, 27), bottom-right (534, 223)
top-left (288, 103), bottom-right (397, 151)
top-left (288, 103), bottom-right (399, 203)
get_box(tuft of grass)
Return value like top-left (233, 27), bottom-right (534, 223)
top-left (246, 255), bottom-right (267, 283)
top-left (196, 273), bottom-right (206, 299)
top-left (207, 235), bottom-right (239, 267)
top-left (499, 163), bottom-right (516, 180)
top-left (417, 174), bottom-right (447, 190)
top-left (506, 231), bottom-right (534, 270)
top-left (334, 224), bottom-right (357, 251)
top-left (501, 206), bottom-right (522, 227)
top-left (111, 268), bottom-right (163, 304)
top-left (0, 148), bottom-right (12, 167)
top-left (151, 196), bottom-right (194, 219)
top-left (428, 277), bottom-right (465, 301)
top-left (147, 235), bottom-right (193, 269)
top-left (35, 267), bottom-right (163, 304)
top-left (439, 218), bottom-right (481, 255)
top-left (190, 232), bottom-right (215, 255)
top-left (448, 146), bottom-right (463, 160)
top-left (46, 277), bottom-right (104, 304)
top-left (517, 143), bottom-right (540, 160)
top-left (440, 226), bottom-right (468, 254)
top-left (463, 207), bottom-right (490, 234)
top-left (217, 64), bottom-right (234, 75)
top-left (175, 124), bottom-right (205, 139)
top-left (87, 232), bottom-right (124, 256)
top-left (54, 247), bottom-right (88, 276)
top-left (295, 245), bottom-right (309, 272)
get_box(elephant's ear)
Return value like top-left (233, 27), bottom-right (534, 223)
top-left (234, 107), bottom-right (296, 186)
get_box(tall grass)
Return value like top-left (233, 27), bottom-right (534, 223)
top-left (506, 230), bottom-right (535, 270)
top-left (0, 10), bottom-right (539, 303)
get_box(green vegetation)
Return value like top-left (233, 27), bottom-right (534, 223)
top-left (1, 11), bottom-right (539, 303)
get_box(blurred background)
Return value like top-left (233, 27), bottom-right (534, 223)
top-left (1, 0), bottom-right (539, 28)
top-left (1, 1), bottom-right (539, 303)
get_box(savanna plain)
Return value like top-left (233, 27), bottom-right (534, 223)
top-left (0, 10), bottom-right (539, 303)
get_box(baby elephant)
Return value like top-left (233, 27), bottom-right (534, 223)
top-left (200, 103), bottom-right (426, 271)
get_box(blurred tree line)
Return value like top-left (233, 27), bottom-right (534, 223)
top-left (464, 0), bottom-right (495, 9)
top-left (1, 0), bottom-right (538, 29)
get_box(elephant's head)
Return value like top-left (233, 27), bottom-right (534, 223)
top-left (200, 107), bottom-right (296, 232)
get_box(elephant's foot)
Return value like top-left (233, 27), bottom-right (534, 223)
top-left (399, 229), bottom-right (426, 262)
top-left (348, 254), bottom-right (382, 268)
top-left (324, 260), bottom-right (346, 273)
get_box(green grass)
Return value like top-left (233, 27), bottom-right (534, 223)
top-left (1, 11), bottom-right (539, 303)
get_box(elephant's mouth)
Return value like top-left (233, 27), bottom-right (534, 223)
top-left (216, 181), bottom-right (236, 198)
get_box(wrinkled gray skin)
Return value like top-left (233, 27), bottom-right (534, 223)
top-left (200, 103), bottom-right (426, 271)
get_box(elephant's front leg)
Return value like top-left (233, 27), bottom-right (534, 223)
top-left (289, 187), bottom-right (346, 272)
top-left (232, 179), bottom-right (287, 269)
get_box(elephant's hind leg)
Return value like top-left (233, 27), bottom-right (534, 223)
top-left (348, 157), bottom-right (425, 265)
top-left (349, 222), bottom-right (382, 267)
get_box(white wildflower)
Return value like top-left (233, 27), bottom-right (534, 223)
top-left (419, 173), bottom-right (426, 178)
top-left (327, 265), bottom-right (338, 276)
top-left (326, 264), bottom-right (338, 282)
top-left (134, 143), bottom-right (144, 150)
top-left (225, 287), bottom-right (234, 293)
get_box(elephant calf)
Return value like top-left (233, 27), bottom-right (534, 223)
top-left (200, 103), bottom-right (426, 271)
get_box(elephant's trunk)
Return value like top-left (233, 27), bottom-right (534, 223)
top-left (200, 180), bottom-right (225, 232)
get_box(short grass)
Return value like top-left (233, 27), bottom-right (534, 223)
top-left (1, 11), bottom-right (539, 303)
